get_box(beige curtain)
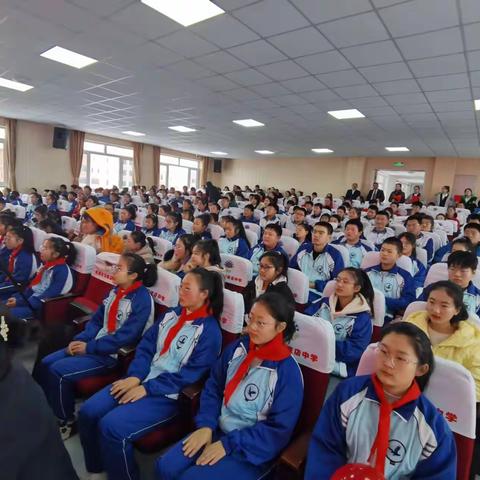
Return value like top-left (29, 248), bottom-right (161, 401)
top-left (4, 118), bottom-right (17, 190)
top-left (69, 130), bottom-right (85, 185)
top-left (199, 156), bottom-right (210, 188)
top-left (153, 146), bottom-right (161, 187)
top-left (132, 142), bottom-right (144, 185)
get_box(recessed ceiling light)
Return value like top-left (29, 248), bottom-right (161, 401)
top-left (312, 148), bottom-right (334, 153)
top-left (0, 78), bottom-right (33, 92)
top-left (211, 151), bottom-right (228, 155)
top-left (386, 147), bottom-right (410, 152)
top-left (40, 46), bottom-right (97, 69)
top-left (475, 99), bottom-right (480, 110)
top-left (255, 150), bottom-right (275, 155)
top-left (122, 130), bottom-right (146, 137)
top-left (233, 119), bottom-right (265, 128)
top-left (168, 126), bottom-right (196, 133)
top-left (328, 109), bottom-right (365, 119)
top-left (140, 0), bottom-right (224, 26)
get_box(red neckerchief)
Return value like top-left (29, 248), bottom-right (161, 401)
top-left (8, 246), bottom-right (22, 273)
top-left (30, 258), bottom-right (66, 287)
top-left (368, 374), bottom-right (421, 475)
top-left (223, 333), bottom-right (291, 406)
top-left (107, 281), bottom-right (143, 333)
top-left (160, 304), bottom-right (211, 356)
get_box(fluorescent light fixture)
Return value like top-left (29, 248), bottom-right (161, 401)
top-left (211, 151), bottom-right (228, 155)
top-left (385, 147), bottom-right (410, 152)
top-left (312, 148), bottom-right (334, 153)
top-left (141, 0), bottom-right (224, 26)
top-left (122, 130), bottom-right (146, 136)
top-left (168, 126), bottom-right (196, 133)
top-left (328, 109), bottom-right (365, 119)
top-left (475, 99), bottom-right (480, 110)
top-left (40, 46), bottom-right (97, 69)
top-left (0, 78), bottom-right (33, 92)
top-left (233, 119), bottom-right (265, 128)
top-left (255, 150), bottom-right (275, 155)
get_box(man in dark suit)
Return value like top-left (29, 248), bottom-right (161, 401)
top-left (345, 183), bottom-right (361, 201)
top-left (366, 182), bottom-right (385, 203)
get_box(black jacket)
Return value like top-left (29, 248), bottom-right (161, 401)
top-left (345, 189), bottom-right (361, 201)
top-left (366, 188), bottom-right (385, 203)
top-left (243, 279), bottom-right (296, 314)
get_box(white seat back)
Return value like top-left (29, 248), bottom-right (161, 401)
top-left (330, 243), bottom-right (350, 267)
top-left (221, 253), bottom-right (253, 288)
top-left (415, 247), bottom-right (428, 268)
top-left (148, 265), bottom-right (180, 307)
top-left (403, 300), bottom-right (427, 320)
top-left (435, 220), bottom-right (455, 236)
top-left (148, 236), bottom-right (173, 262)
top-left (242, 222), bottom-right (261, 239)
top-left (424, 263), bottom-right (448, 288)
top-left (245, 229), bottom-right (258, 249)
top-left (287, 267), bottom-right (309, 304)
top-left (91, 252), bottom-right (121, 285)
top-left (57, 199), bottom-right (71, 212)
top-left (282, 227), bottom-right (294, 237)
top-left (71, 242), bottom-right (97, 274)
top-left (207, 224), bottom-right (225, 241)
top-left (220, 289), bottom-right (244, 334)
top-left (182, 219), bottom-right (193, 234)
top-left (361, 251), bottom-right (413, 276)
top-left (61, 216), bottom-right (78, 232)
top-left (30, 227), bottom-right (48, 252)
top-left (280, 236), bottom-right (299, 260)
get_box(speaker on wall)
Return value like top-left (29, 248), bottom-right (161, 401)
top-left (52, 127), bottom-right (70, 149)
top-left (213, 159), bottom-right (222, 173)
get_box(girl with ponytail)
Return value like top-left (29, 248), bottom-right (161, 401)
top-left (39, 253), bottom-right (157, 441)
top-left (78, 268), bottom-right (223, 480)
top-left (313, 267), bottom-right (374, 378)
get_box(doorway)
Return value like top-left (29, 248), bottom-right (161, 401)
top-left (375, 170), bottom-right (426, 200)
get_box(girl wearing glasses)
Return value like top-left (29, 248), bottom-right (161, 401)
top-left (313, 268), bottom-right (374, 378)
top-left (305, 322), bottom-right (456, 480)
top-left (79, 268), bottom-right (223, 480)
top-left (38, 253), bottom-right (157, 441)
top-left (156, 291), bottom-right (303, 480)
top-left (406, 280), bottom-right (480, 400)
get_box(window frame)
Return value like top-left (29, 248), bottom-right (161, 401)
top-left (0, 127), bottom-right (5, 187)
top-left (160, 154), bottom-right (199, 190)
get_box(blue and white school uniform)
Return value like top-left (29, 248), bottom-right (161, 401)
top-left (333, 238), bottom-right (374, 268)
top-left (141, 227), bottom-right (161, 237)
top-left (239, 215), bottom-right (259, 225)
top-left (411, 256), bottom-right (427, 291)
top-left (249, 242), bottom-right (288, 276)
top-left (159, 227), bottom-right (186, 245)
top-left (218, 235), bottom-right (250, 259)
top-left (193, 230), bottom-right (212, 240)
top-left (113, 219), bottom-right (135, 234)
top-left (313, 295), bottom-right (372, 377)
top-left (365, 264), bottom-right (415, 322)
top-left (416, 233), bottom-right (434, 264)
top-left (433, 241), bottom-right (480, 263)
top-left (290, 243), bottom-right (345, 313)
top-left (364, 227), bottom-right (395, 250)
top-left (67, 200), bottom-right (78, 215)
top-left (259, 215), bottom-right (282, 230)
top-left (0, 249), bottom-right (37, 300)
top-left (305, 375), bottom-right (456, 480)
top-left (40, 285), bottom-right (154, 422)
top-left (10, 262), bottom-right (73, 319)
top-left (47, 203), bottom-right (58, 212)
top-left (79, 307), bottom-right (222, 480)
top-left (156, 336), bottom-right (304, 480)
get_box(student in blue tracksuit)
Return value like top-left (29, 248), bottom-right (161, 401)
top-left (5, 237), bottom-right (76, 319)
top-left (364, 210), bottom-right (395, 250)
top-left (155, 292), bottom-right (304, 480)
top-left (305, 322), bottom-right (456, 480)
top-left (463, 222), bottom-right (480, 255)
top-left (66, 191), bottom-right (78, 216)
top-left (259, 203), bottom-right (282, 230)
top-left (333, 219), bottom-right (374, 268)
top-left (25, 193), bottom-right (43, 223)
top-left (113, 205), bottom-right (136, 234)
top-left (405, 215), bottom-right (434, 263)
top-left (192, 213), bottom-right (212, 241)
top-left (78, 268), bottom-right (224, 480)
top-left (365, 237), bottom-right (415, 322)
top-left (313, 268), bottom-right (373, 377)
top-left (39, 253), bottom-right (157, 440)
top-left (0, 225), bottom-right (38, 300)
top-left (433, 236), bottom-right (474, 263)
top-left (239, 204), bottom-right (259, 224)
top-left (46, 192), bottom-right (59, 213)
top-left (159, 211), bottom-right (186, 245)
top-left (290, 221), bottom-right (345, 313)
top-left (218, 216), bottom-right (250, 258)
top-left (249, 223), bottom-right (287, 276)
top-left (399, 232), bottom-right (427, 291)
top-left (141, 213), bottom-right (161, 237)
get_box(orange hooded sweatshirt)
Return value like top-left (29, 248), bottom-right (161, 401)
top-left (84, 207), bottom-right (123, 254)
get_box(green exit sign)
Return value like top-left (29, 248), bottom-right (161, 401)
top-left (393, 161), bottom-right (405, 167)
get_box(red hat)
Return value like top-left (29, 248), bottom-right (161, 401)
top-left (332, 464), bottom-right (385, 480)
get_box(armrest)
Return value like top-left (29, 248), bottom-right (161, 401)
top-left (41, 292), bottom-right (78, 304)
top-left (118, 345), bottom-right (136, 357)
top-left (72, 314), bottom-right (92, 327)
top-left (279, 431), bottom-right (312, 471)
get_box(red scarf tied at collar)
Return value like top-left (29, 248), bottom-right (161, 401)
top-left (107, 281), bottom-right (143, 333)
top-left (368, 374), bottom-right (421, 475)
top-left (30, 258), bottom-right (66, 287)
top-left (223, 332), bottom-right (291, 406)
top-left (8, 246), bottom-right (22, 273)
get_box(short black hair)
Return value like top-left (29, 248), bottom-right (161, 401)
top-left (376, 210), bottom-right (390, 219)
top-left (382, 236), bottom-right (403, 254)
top-left (345, 218), bottom-right (364, 232)
top-left (314, 221), bottom-right (333, 235)
top-left (264, 223), bottom-right (282, 237)
top-left (447, 250), bottom-right (478, 270)
top-left (464, 222), bottom-right (480, 234)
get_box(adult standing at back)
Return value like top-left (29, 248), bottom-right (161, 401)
top-left (435, 185), bottom-right (455, 207)
top-left (345, 183), bottom-right (361, 201)
top-left (388, 183), bottom-right (406, 203)
top-left (462, 188), bottom-right (477, 212)
top-left (205, 181), bottom-right (222, 204)
top-left (366, 182), bottom-right (385, 204)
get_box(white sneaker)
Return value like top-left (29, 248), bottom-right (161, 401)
top-left (83, 474), bottom-right (107, 480)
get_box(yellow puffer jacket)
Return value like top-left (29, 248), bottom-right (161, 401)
top-left (405, 311), bottom-right (480, 400)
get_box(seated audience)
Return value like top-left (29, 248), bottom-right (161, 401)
top-left (217, 217), bottom-right (250, 259)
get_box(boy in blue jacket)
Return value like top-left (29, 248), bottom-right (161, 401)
top-left (333, 219), bottom-right (374, 268)
top-left (249, 223), bottom-right (287, 276)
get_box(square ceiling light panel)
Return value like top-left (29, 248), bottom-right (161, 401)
top-left (0, 78), bottom-right (33, 92)
top-left (40, 46), bottom-right (98, 69)
top-left (328, 109), bottom-right (365, 119)
top-left (233, 119), bottom-right (265, 127)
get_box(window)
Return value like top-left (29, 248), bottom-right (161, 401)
top-left (160, 154), bottom-right (199, 189)
top-left (0, 127), bottom-right (5, 186)
top-left (80, 141), bottom-right (134, 188)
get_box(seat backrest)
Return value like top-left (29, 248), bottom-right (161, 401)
top-left (57, 199), bottom-right (71, 212)
top-left (68, 242), bottom-right (96, 293)
top-left (117, 229), bottom-right (132, 242)
top-left (330, 243), bottom-right (350, 267)
top-left (390, 223), bottom-right (406, 235)
top-left (207, 223), bottom-right (225, 241)
top-left (282, 228), bottom-right (294, 237)
top-left (148, 236), bottom-right (173, 262)
top-left (427, 206), bottom-right (447, 217)
top-left (424, 263), bottom-right (447, 288)
top-left (242, 222), bottom-right (261, 238)
top-left (415, 247), bottom-right (428, 268)
top-left (61, 216), bottom-right (78, 232)
top-left (182, 219), bottom-right (193, 234)
top-left (372, 289), bottom-right (385, 328)
top-left (402, 300), bottom-right (427, 320)
top-left (253, 209), bottom-right (264, 221)
top-left (148, 265), bottom-right (180, 308)
top-left (30, 227), bottom-right (48, 252)
top-left (244, 229), bottom-right (258, 249)
top-left (287, 267), bottom-right (309, 305)
top-left (280, 236), bottom-right (299, 260)
top-left (434, 220), bottom-right (454, 236)
top-left (361, 251), bottom-right (413, 275)
top-left (288, 312), bottom-right (336, 430)
top-left (220, 288), bottom-right (244, 347)
top-left (219, 207), bottom-right (242, 219)
top-left (135, 210), bottom-right (146, 228)
top-left (85, 252), bottom-right (121, 305)
top-left (21, 193), bottom-right (29, 204)
top-left (221, 253), bottom-right (253, 290)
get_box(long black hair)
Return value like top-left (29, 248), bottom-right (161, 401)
top-left (224, 216), bottom-right (250, 245)
top-left (259, 250), bottom-right (289, 278)
top-left (426, 280), bottom-right (469, 325)
top-left (45, 237), bottom-right (77, 265)
top-left (9, 225), bottom-right (35, 253)
top-left (380, 322), bottom-right (434, 391)
top-left (193, 239), bottom-right (221, 267)
top-left (186, 267), bottom-right (224, 321)
top-left (166, 211), bottom-right (183, 231)
top-left (145, 213), bottom-right (159, 229)
top-left (121, 252), bottom-right (157, 287)
top-left (340, 267), bottom-right (375, 316)
top-left (130, 230), bottom-right (155, 256)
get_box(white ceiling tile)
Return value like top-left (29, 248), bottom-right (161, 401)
top-left (318, 12), bottom-right (389, 48)
top-left (224, 68), bottom-right (271, 86)
top-left (196, 75), bottom-right (240, 91)
top-left (417, 73), bottom-right (470, 91)
top-left (431, 101), bottom-right (473, 112)
top-left (68, 0), bottom-right (133, 16)
top-left (233, 0), bottom-right (309, 37)
top-left (272, 94), bottom-right (309, 106)
top-left (228, 40), bottom-right (287, 66)
top-left (350, 96), bottom-right (389, 107)
top-left (468, 50), bottom-right (480, 70)
top-left (166, 60), bottom-right (214, 80)
top-left (250, 82), bottom-right (292, 97)
top-left (114, 42), bottom-right (183, 69)
top-left (257, 60), bottom-right (308, 81)
top-left (409, 54), bottom-right (467, 77)
top-left (371, 0), bottom-right (408, 7)
top-left (290, 0), bottom-right (372, 24)
top-left (464, 23), bottom-right (480, 51)
top-left (341, 40), bottom-right (402, 68)
top-left (470, 71), bottom-right (480, 87)
top-left (317, 69), bottom-right (366, 88)
top-left (280, 76), bottom-right (326, 93)
top-left (296, 50), bottom-right (351, 74)
top-left (385, 92), bottom-right (428, 105)
top-left (394, 103), bottom-right (433, 114)
top-left (425, 88), bottom-right (472, 103)
top-left (300, 89), bottom-right (341, 103)
top-left (334, 84), bottom-right (378, 99)
top-left (373, 79), bottom-right (421, 95)
top-left (268, 27), bottom-right (332, 58)
top-left (360, 62), bottom-right (413, 83)
top-left (156, 30), bottom-right (219, 58)
top-left (196, 51), bottom-right (247, 74)
top-left (460, 0), bottom-right (480, 23)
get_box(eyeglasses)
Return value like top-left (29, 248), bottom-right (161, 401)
top-left (108, 264), bottom-right (131, 274)
top-left (246, 316), bottom-right (276, 330)
top-left (376, 344), bottom-right (418, 368)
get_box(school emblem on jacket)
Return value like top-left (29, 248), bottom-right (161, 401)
top-left (244, 383), bottom-right (259, 402)
top-left (387, 439), bottom-right (406, 466)
top-left (176, 335), bottom-right (188, 349)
